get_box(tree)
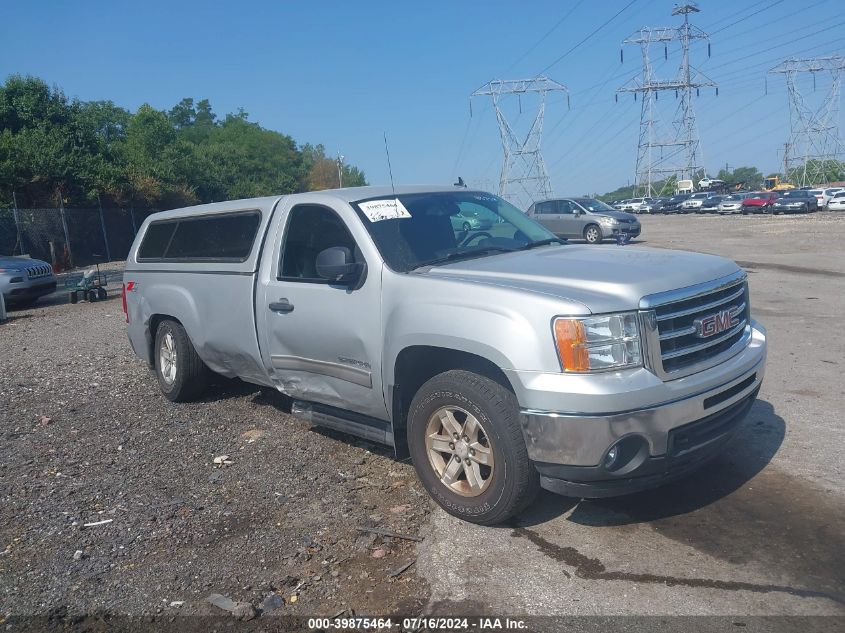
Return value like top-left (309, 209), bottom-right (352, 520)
top-left (715, 166), bottom-right (763, 190)
top-left (0, 76), bottom-right (368, 210)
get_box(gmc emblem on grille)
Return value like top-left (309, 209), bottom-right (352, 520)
top-left (694, 307), bottom-right (739, 338)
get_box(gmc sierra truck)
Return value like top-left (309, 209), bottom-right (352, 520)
top-left (123, 185), bottom-right (767, 525)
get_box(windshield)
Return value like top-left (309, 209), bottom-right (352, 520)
top-left (575, 198), bottom-right (615, 212)
top-left (352, 191), bottom-right (557, 272)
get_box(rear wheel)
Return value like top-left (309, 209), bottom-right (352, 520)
top-left (154, 319), bottom-right (209, 402)
top-left (407, 370), bottom-right (539, 525)
top-left (69, 291), bottom-right (78, 304)
top-left (97, 287), bottom-right (107, 300)
top-left (583, 224), bottom-right (602, 244)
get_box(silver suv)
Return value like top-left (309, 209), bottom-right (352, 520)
top-left (0, 256), bottom-right (57, 307)
top-left (526, 198), bottom-right (641, 243)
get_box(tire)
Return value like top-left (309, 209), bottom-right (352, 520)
top-left (583, 224), bottom-right (602, 244)
top-left (153, 319), bottom-right (209, 402)
top-left (407, 370), bottom-right (540, 525)
top-left (87, 290), bottom-right (98, 302)
top-left (97, 287), bottom-right (107, 300)
top-left (69, 291), bottom-right (78, 304)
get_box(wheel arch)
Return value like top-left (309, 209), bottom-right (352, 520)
top-left (389, 345), bottom-right (515, 459)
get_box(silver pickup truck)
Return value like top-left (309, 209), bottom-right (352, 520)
top-left (123, 185), bottom-right (766, 525)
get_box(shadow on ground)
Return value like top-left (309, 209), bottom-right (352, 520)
top-left (513, 400), bottom-right (845, 602)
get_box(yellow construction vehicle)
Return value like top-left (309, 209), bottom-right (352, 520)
top-left (762, 175), bottom-right (795, 192)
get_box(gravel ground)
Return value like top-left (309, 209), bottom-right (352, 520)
top-left (0, 283), bottom-right (431, 625)
top-left (3, 210), bottom-right (844, 629)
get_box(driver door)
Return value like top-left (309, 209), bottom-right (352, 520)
top-left (256, 201), bottom-right (388, 420)
top-left (556, 200), bottom-right (580, 237)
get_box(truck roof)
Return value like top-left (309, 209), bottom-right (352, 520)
top-left (145, 185), bottom-right (465, 221)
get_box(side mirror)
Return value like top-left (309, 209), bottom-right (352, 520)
top-left (316, 246), bottom-right (365, 285)
top-left (573, 208), bottom-right (582, 216)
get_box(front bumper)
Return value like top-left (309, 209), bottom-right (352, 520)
top-left (602, 225), bottom-right (641, 238)
top-left (507, 322), bottom-right (767, 497)
top-left (1, 279), bottom-right (57, 303)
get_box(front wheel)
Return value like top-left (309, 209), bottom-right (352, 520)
top-left (583, 224), bottom-right (602, 244)
top-left (154, 319), bottom-right (209, 402)
top-left (407, 370), bottom-right (539, 525)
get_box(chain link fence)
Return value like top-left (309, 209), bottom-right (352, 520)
top-left (0, 207), bottom-right (159, 268)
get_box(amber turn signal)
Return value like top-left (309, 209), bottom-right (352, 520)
top-left (554, 318), bottom-right (591, 372)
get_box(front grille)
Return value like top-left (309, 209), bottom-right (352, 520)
top-left (26, 264), bottom-right (52, 279)
top-left (648, 277), bottom-right (750, 375)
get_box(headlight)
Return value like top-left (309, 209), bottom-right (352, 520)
top-left (553, 313), bottom-right (642, 372)
top-left (597, 216), bottom-right (617, 225)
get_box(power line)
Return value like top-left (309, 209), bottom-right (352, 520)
top-left (503, 0), bottom-right (585, 75)
top-left (708, 0), bottom-right (785, 37)
top-left (538, 0), bottom-right (641, 75)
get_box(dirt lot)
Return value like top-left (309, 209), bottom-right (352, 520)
top-left (0, 279), bottom-right (431, 626)
top-left (1, 211), bottom-right (844, 628)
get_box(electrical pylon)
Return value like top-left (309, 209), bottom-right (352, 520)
top-left (471, 77), bottom-right (567, 207)
top-left (768, 55), bottom-right (845, 187)
top-left (617, 3), bottom-right (716, 196)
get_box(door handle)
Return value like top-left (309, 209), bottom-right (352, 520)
top-left (268, 298), bottom-right (294, 313)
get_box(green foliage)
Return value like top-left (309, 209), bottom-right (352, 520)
top-left (715, 166), bottom-right (763, 190)
top-left (0, 75), bottom-right (367, 209)
top-left (786, 159), bottom-right (845, 185)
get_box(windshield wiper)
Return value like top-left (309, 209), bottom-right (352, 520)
top-left (413, 246), bottom-right (515, 269)
top-left (518, 237), bottom-right (566, 251)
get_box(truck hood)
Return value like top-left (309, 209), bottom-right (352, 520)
top-left (425, 244), bottom-right (741, 313)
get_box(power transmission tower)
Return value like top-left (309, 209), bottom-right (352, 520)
top-left (618, 3), bottom-right (716, 196)
top-left (768, 55), bottom-right (845, 186)
top-left (471, 77), bottom-right (567, 207)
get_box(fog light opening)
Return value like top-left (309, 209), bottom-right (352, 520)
top-left (604, 446), bottom-right (619, 469)
top-left (602, 435), bottom-right (649, 475)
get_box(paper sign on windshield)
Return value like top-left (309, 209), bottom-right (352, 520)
top-left (358, 198), bottom-right (412, 222)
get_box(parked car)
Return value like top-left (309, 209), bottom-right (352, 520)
top-left (627, 197), bottom-right (654, 213)
top-left (699, 196), bottom-right (724, 213)
top-left (526, 197), bottom-right (641, 243)
top-left (613, 199), bottom-right (638, 212)
top-left (771, 189), bottom-right (819, 214)
top-left (717, 194), bottom-right (746, 215)
top-left (661, 194), bottom-right (691, 214)
top-left (450, 206), bottom-right (494, 232)
top-left (641, 197), bottom-right (669, 213)
top-left (697, 178), bottom-right (725, 190)
top-left (741, 192), bottom-right (779, 214)
top-left (681, 192), bottom-right (713, 212)
top-left (0, 256), bottom-right (57, 307)
top-left (828, 191), bottom-right (845, 211)
top-left (822, 187), bottom-right (845, 208)
top-left (124, 185), bottom-right (766, 525)
top-left (807, 189), bottom-right (825, 209)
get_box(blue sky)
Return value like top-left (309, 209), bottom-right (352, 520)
top-left (2, 0), bottom-right (844, 199)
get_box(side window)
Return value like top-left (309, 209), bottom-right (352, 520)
top-left (558, 200), bottom-right (574, 215)
top-left (138, 221), bottom-right (176, 259)
top-left (536, 201), bottom-right (556, 214)
top-left (279, 205), bottom-right (357, 282)
top-left (136, 211), bottom-right (260, 262)
top-left (166, 212), bottom-right (260, 260)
